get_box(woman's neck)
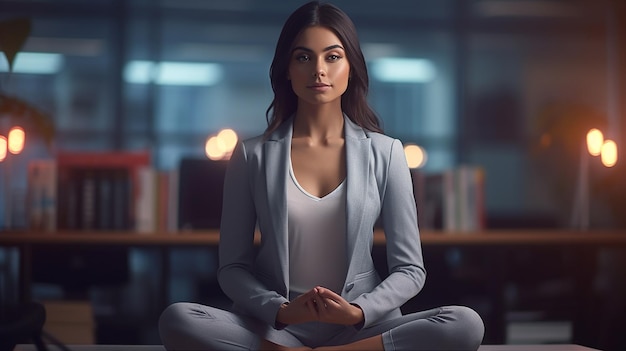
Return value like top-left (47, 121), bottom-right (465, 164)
top-left (293, 103), bottom-right (344, 142)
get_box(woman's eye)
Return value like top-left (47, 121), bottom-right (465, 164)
top-left (328, 54), bottom-right (341, 61)
top-left (296, 55), bottom-right (310, 62)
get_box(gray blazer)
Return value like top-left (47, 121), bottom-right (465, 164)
top-left (217, 116), bottom-right (426, 329)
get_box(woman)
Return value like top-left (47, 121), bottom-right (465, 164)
top-left (159, 2), bottom-right (484, 350)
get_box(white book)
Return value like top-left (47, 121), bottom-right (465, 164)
top-left (135, 166), bottom-right (156, 233)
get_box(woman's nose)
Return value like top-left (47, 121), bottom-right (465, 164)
top-left (313, 62), bottom-right (326, 78)
top-left (313, 69), bottom-right (326, 78)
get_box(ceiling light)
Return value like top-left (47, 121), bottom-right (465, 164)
top-left (124, 60), bottom-right (223, 86)
top-left (156, 62), bottom-right (222, 86)
top-left (371, 58), bottom-right (436, 83)
top-left (0, 52), bottom-right (64, 74)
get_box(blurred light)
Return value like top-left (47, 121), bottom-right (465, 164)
top-left (540, 133), bottom-right (552, 148)
top-left (216, 129), bottom-right (238, 153)
top-left (8, 126), bottom-right (25, 154)
top-left (205, 129), bottom-right (238, 161)
top-left (0, 52), bottom-right (64, 74)
top-left (205, 136), bottom-right (223, 160)
top-left (362, 43), bottom-right (401, 60)
top-left (0, 136), bottom-right (7, 162)
top-left (156, 62), bottom-right (223, 86)
top-left (404, 144), bottom-right (427, 169)
top-left (124, 60), bottom-right (154, 84)
top-left (601, 140), bottom-right (617, 167)
top-left (371, 58), bottom-right (436, 83)
top-left (586, 128), bottom-right (604, 156)
top-left (124, 60), bottom-right (223, 86)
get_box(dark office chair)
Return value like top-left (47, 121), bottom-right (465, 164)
top-left (0, 302), bottom-right (46, 351)
top-left (0, 302), bottom-right (73, 351)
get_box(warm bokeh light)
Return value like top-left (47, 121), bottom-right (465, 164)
top-left (586, 128), bottom-right (603, 156)
top-left (205, 129), bottom-right (238, 160)
top-left (539, 133), bottom-right (552, 148)
top-left (8, 126), bottom-right (25, 154)
top-left (205, 136), bottom-right (223, 160)
top-left (0, 136), bottom-right (7, 162)
top-left (403, 144), bottom-right (427, 169)
top-left (600, 139), bottom-right (618, 167)
top-left (216, 128), bottom-right (238, 153)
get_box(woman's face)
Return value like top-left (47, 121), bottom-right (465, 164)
top-left (288, 26), bottom-right (350, 108)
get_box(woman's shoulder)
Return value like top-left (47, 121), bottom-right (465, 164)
top-left (237, 134), bottom-right (266, 157)
top-left (345, 116), bottom-right (397, 148)
top-left (364, 130), bottom-right (401, 152)
top-left (241, 133), bottom-right (266, 147)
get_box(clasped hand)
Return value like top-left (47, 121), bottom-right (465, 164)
top-left (277, 286), bottom-right (364, 326)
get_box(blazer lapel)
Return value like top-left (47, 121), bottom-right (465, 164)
top-left (263, 116), bottom-right (371, 294)
top-left (344, 117), bottom-right (371, 270)
top-left (264, 118), bottom-right (293, 294)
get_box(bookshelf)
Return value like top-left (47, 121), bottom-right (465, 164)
top-left (1, 229), bottom-right (626, 246)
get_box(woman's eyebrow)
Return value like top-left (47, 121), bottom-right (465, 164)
top-left (291, 44), bottom-right (345, 53)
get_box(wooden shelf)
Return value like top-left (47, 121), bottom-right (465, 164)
top-left (1, 229), bottom-right (625, 246)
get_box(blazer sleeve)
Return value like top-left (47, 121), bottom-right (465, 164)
top-left (217, 142), bottom-right (289, 327)
top-left (351, 138), bottom-right (426, 327)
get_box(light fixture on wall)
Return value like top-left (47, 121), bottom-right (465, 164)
top-left (1, 125), bottom-right (26, 229)
top-left (0, 126), bottom-right (25, 161)
top-left (571, 128), bottom-right (619, 230)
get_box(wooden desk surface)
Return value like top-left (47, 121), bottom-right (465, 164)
top-left (1, 229), bottom-right (625, 246)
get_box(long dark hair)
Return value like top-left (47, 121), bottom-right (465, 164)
top-left (265, 1), bottom-right (382, 137)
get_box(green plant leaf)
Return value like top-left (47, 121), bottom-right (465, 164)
top-left (0, 18), bottom-right (32, 71)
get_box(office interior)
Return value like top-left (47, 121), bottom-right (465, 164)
top-left (0, 0), bottom-right (625, 349)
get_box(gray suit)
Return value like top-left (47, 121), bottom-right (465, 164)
top-left (159, 116), bottom-right (484, 350)
top-left (219, 116), bottom-right (425, 328)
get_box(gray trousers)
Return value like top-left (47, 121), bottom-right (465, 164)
top-left (159, 302), bottom-right (484, 351)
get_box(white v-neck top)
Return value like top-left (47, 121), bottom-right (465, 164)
top-left (287, 161), bottom-right (347, 294)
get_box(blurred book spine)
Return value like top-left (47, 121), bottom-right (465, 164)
top-left (27, 159), bottom-right (57, 232)
top-left (135, 166), bottom-right (156, 233)
top-left (443, 166), bottom-right (486, 232)
top-left (414, 166), bottom-right (486, 233)
top-left (135, 168), bottom-right (181, 234)
top-left (54, 150), bottom-right (151, 231)
top-left (167, 169), bottom-right (179, 233)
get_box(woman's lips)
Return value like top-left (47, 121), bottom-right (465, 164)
top-left (308, 83), bottom-right (331, 91)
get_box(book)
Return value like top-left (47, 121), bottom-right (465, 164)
top-left (167, 169), bottom-right (179, 233)
top-left (135, 166), bottom-right (157, 233)
top-left (27, 159), bottom-right (57, 232)
top-left (441, 166), bottom-right (486, 233)
top-left (419, 172), bottom-right (445, 230)
top-left (55, 150), bottom-right (150, 231)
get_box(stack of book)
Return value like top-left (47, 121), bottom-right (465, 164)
top-left (26, 151), bottom-right (178, 233)
top-left (413, 166), bottom-right (486, 232)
